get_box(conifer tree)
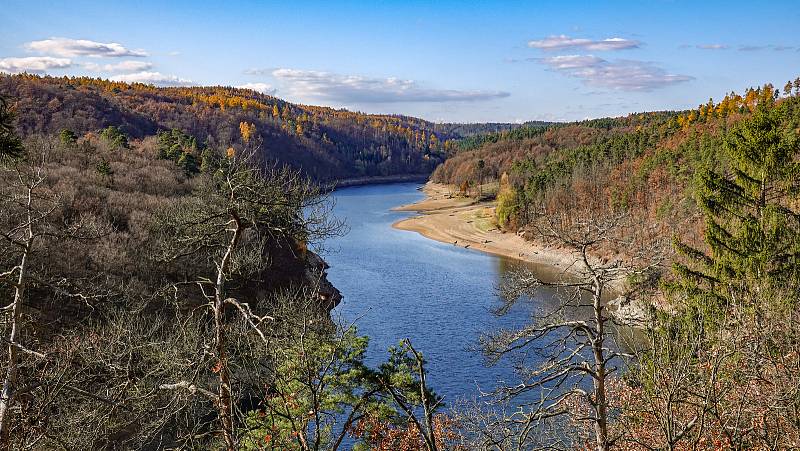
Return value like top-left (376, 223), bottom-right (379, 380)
top-left (672, 100), bottom-right (800, 318)
top-left (0, 96), bottom-right (23, 159)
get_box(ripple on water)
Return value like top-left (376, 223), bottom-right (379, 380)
top-left (324, 183), bottom-right (555, 405)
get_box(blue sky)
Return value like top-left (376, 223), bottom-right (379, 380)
top-left (2, 0), bottom-right (798, 122)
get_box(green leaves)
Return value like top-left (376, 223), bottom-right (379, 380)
top-left (100, 125), bottom-right (128, 150)
top-left (672, 100), bottom-right (800, 322)
top-left (0, 96), bottom-right (24, 159)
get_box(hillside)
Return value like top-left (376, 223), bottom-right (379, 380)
top-left (0, 74), bottom-right (476, 182)
top-left (432, 81), bottom-right (800, 267)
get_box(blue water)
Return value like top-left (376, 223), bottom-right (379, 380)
top-left (322, 183), bottom-right (560, 405)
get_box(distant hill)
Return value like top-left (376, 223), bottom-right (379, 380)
top-left (1, 74), bottom-right (525, 182)
top-left (432, 80), bottom-right (800, 262)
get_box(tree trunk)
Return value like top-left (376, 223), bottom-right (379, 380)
top-left (214, 212), bottom-right (242, 451)
top-left (0, 190), bottom-right (34, 440)
top-left (592, 278), bottom-right (609, 451)
top-left (0, 245), bottom-right (28, 440)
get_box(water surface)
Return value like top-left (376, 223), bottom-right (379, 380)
top-left (323, 183), bottom-right (561, 404)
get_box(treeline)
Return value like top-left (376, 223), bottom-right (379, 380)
top-left (433, 80), bottom-right (800, 246)
top-left (0, 74), bottom-right (464, 182)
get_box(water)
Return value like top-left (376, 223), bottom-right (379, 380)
top-left (322, 182), bottom-right (563, 405)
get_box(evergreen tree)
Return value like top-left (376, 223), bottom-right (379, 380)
top-left (100, 125), bottom-right (128, 149)
top-left (671, 101), bottom-right (800, 317)
top-left (59, 129), bottom-right (78, 146)
top-left (0, 96), bottom-right (23, 159)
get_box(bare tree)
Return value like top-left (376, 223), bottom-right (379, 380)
top-left (474, 209), bottom-right (664, 451)
top-left (151, 148), bottom-right (341, 449)
top-left (615, 288), bottom-right (800, 450)
top-left (0, 139), bottom-right (105, 445)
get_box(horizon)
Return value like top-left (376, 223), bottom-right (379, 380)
top-left (2, 0), bottom-right (798, 123)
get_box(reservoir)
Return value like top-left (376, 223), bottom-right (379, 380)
top-left (325, 182), bottom-right (561, 406)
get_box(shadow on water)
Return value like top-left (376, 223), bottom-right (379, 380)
top-left (323, 182), bottom-right (636, 410)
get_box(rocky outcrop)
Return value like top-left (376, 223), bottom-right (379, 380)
top-left (607, 295), bottom-right (649, 327)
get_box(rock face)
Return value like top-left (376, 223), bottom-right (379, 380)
top-left (607, 295), bottom-right (648, 327)
top-left (302, 251), bottom-right (343, 310)
top-left (251, 239), bottom-right (342, 312)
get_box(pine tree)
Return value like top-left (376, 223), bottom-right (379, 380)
top-left (672, 101), bottom-right (800, 318)
top-left (0, 96), bottom-right (23, 158)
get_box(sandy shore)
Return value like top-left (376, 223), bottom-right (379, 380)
top-left (392, 183), bottom-right (584, 280)
top-left (391, 182), bottom-right (646, 324)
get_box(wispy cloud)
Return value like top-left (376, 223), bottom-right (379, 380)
top-left (271, 68), bottom-right (510, 103)
top-left (26, 37), bottom-right (147, 58)
top-left (244, 68), bottom-right (274, 76)
top-left (528, 35), bottom-right (640, 52)
top-left (0, 56), bottom-right (72, 73)
top-left (696, 44), bottom-right (729, 50)
top-left (536, 55), bottom-right (605, 70)
top-left (537, 55), bottom-right (693, 91)
top-left (688, 44), bottom-right (799, 52)
top-left (236, 82), bottom-right (277, 95)
top-left (110, 71), bottom-right (193, 86)
top-left (84, 60), bottom-right (153, 72)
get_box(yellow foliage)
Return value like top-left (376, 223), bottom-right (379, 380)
top-left (239, 122), bottom-right (256, 144)
top-left (226, 147), bottom-right (235, 159)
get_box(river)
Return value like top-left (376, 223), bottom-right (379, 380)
top-left (323, 182), bottom-right (564, 406)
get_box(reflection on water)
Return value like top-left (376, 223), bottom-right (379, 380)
top-left (323, 183), bottom-right (628, 406)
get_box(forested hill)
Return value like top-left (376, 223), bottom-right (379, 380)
top-left (434, 80), bottom-right (800, 253)
top-left (0, 74), bottom-right (512, 182)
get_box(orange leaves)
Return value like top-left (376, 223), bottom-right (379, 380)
top-left (239, 121), bottom-right (256, 144)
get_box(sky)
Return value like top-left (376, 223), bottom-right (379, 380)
top-left (1, 0), bottom-right (799, 123)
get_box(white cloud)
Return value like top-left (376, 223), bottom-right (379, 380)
top-left (0, 56), bottom-right (72, 73)
top-left (271, 68), bottom-right (509, 103)
top-left (110, 71), bottom-right (193, 86)
top-left (236, 82), bottom-right (277, 95)
top-left (536, 55), bottom-right (604, 70)
top-left (537, 55), bottom-right (693, 91)
top-left (696, 44), bottom-right (728, 50)
top-left (528, 35), bottom-right (640, 51)
top-left (244, 68), bottom-right (272, 76)
top-left (738, 45), bottom-right (768, 52)
top-left (736, 44), bottom-right (795, 52)
top-left (84, 60), bottom-right (153, 72)
top-left (26, 37), bottom-right (148, 58)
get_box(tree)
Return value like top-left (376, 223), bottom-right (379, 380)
top-left (241, 294), bottom-right (446, 451)
top-left (153, 148), bottom-right (340, 449)
top-left (476, 159), bottom-right (485, 199)
top-left (99, 125), bottom-right (128, 149)
top-left (59, 129), bottom-right (77, 146)
top-left (0, 96), bottom-right (23, 159)
top-left (239, 121), bottom-right (256, 144)
top-left (0, 138), bottom-right (105, 442)
top-left (474, 210), bottom-right (663, 451)
top-left (671, 101), bottom-right (800, 320)
top-left (241, 294), bottom-right (378, 450)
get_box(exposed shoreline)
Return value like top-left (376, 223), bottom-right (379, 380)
top-left (391, 182), bottom-right (585, 281)
top-left (391, 182), bottom-right (646, 324)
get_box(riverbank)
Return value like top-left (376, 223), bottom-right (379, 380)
top-left (332, 173), bottom-right (430, 189)
top-left (392, 183), bottom-right (583, 279)
top-left (392, 182), bottom-right (647, 324)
